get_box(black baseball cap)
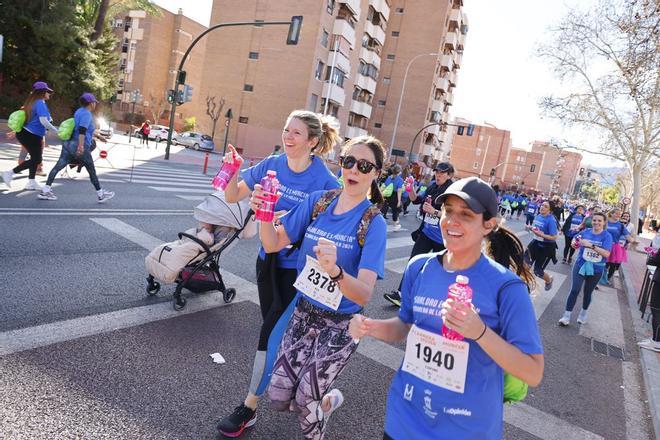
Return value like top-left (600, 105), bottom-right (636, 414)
top-left (438, 177), bottom-right (499, 217)
top-left (434, 162), bottom-right (454, 173)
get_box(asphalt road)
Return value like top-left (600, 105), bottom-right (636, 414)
top-left (0, 141), bottom-right (654, 440)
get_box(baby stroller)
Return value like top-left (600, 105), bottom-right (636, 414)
top-left (145, 191), bottom-right (256, 310)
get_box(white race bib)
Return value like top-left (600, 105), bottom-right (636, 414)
top-left (583, 248), bottom-right (602, 263)
top-left (618, 237), bottom-right (626, 246)
top-left (293, 255), bottom-right (342, 310)
top-left (527, 208), bottom-right (535, 214)
top-left (424, 215), bottom-right (439, 226)
top-left (570, 224), bottom-right (580, 232)
top-left (402, 325), bottom-right (469, 393)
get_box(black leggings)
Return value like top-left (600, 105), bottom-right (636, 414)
top-left (255, 256), bottom-right (298, 351)
top-left (606, 262), bottom-right (621, 280)
top-left (13, 130), bottom-right (43, 179)
top-left (397, 231), bottom-right (445, 291)
top-left (381, 196), bottom-right (401, 222)
top-left (650, 281), bottom-right (660, 342)
top-left (563, 238), bottom-right (576, 260)
top-left (384, 433), bottom-right (394, 440)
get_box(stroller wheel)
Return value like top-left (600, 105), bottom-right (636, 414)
top-left (224, 288), bottom-right (236, 303)
top-left (173, 295), bottom-right (187, 311)
top-left (146, 280), bottom-right (161, 296)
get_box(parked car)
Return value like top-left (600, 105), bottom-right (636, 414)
top-left (133, 124), bottom-right (176, 142)
top-left (173, 132), bottom-right (215, 151)
top-left (96, 118), bottom-right (114, 139)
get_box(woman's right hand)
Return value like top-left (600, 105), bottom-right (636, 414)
top-left (422, 201), bottom-right (435, 214)
top-left (249, 184), bottom-right (266, 212)
top-left (225, 144), bottom-right (244, 167)
top-left (349, 314), bottom-right (371, 340)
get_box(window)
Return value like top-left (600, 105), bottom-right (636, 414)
top-left (392, 31), bottom-right (400, 37)
top-left (325, 67), bottom-right (346, 88)
top-left (359, 61), bottom-right (379, 80)
top-left (383, 77), bottom-right (391, 84)
top-left (473, 162), bottom-right (479, 169)
top-left (315, 60), bottom-right (325, 80)
top-left (395, 7), bottom-right (404, 14)
top-left (238, 116), bottom-right (249, 124)
top-left (374, 123), bottom-right (382, 128)
top-left (309, 94), bottom-right (319, 112)
top-left (243, 84), bottom-right (254, 92)
top-left (475, 148), bottom-right (481, 156)
top-left (429, 111), bottom-right (441, 123)
top-left (321, 29), bottom-right (329, 48)
top-left (530, 164), bottom-right (536, 172)
top-left (248, 52), bottom-right (259, 59)
top-left (457, 126), bottom-right (465, 135)
top-left (327, 0), bottom-right (335, 14)
top-left (378, 100), bottom-right (386, 107)
top-left (386, 54), bottom-right (395, 60)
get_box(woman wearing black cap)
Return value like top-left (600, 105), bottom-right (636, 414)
top-left (2, 81), bottom-right (59, 191)
top-left (384, 162), bottom-right (454, 307)
top-left (350, 177), bottom-right (544, 440)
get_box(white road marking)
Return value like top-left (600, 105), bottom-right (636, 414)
top-left (384, 257), bottom-right (409, 274)
top-left (578, 283), bottom-right (625, 347)
top-left (530, 269), bottom-right (568, 320)
top-left (122, 178), bottom-right (212, 188)
top-left (90, 218), bottom-right (167, 250)
top-left (504, 402), bottom-right (604, 440)
top-left (386, 236), bottom-right (414, 250)
top-left (147, 186), bottom-right (211, 193)
top-left (176, 195), bottom-right (207, 201)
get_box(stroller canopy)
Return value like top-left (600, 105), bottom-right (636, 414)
top-left (194, 191), bottom-right (251, 230)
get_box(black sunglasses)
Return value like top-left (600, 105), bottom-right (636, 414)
top-left (339, 155), bottom-right (378, 174)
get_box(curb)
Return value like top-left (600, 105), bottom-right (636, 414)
top-left (620, 263), bottom-right (660, 440)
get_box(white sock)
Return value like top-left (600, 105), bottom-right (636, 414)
top-left (43, 185), bottom-right (51, 192)
top-left (29, 178), bottom-right (36, 183)
top-left (97, 189), bottom-right (104, 197)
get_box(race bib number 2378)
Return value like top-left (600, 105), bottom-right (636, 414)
top-left (293, 255), bottom-right (342, 310)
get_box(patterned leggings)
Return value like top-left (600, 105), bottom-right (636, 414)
top-left (267, 297), bottom-right (358, 440)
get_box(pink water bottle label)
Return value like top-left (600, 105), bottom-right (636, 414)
top-left (405, 176), bottom-right (414, 192)
top-left (212, 153), bottom-right (241, 190)
top-left (441, 275), bottom-right (473, 341)
top-left (255, 171), bottom-right (279, 222)
top-left (572, 235), bottom-right (582, 250)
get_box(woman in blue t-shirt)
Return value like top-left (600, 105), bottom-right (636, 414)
top-left (254, 136), bottom-right (387, 439)
top-left (604, 208), bottom-right (635, 283)
top-left (525, 201), bottom-right (559, 291)
top-left (349, 177), bottom-right (544, 440)
top-left (2, 81), bottom-right (59, 191)
top-left (558, 212), bottom-right (613, 326)
top-left (561, 205), bottom-right (586, 264)
top-left (380, 164), bottom-right (404, 231)
top-left (217, 110), bottom-right (342, 437)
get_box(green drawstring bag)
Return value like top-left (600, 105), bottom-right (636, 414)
top-left (380, 182), bottom-right (394, 197)
top-left (58, 118), bottom-right (75, 140)
top-left (503, 373), bottom-right (528, 403)
top-left (8, 110), bottom-right (26, 132)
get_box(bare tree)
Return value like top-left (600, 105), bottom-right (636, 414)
top-left (148, 92), bottom-right (167, 125)
top-left (206, 95), bottom-right (226, 139)
top-left (537, 0), bottom-right (659, 236)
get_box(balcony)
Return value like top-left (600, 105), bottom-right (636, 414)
top-left (329, 50), bottom-right (351, 75)
top-left (346, 125), bottom-right (368, 138)
top-left (426, 124), bottom-right (440, 136)
top-left (127, 28), bottom-right (144, 40)
top-left (448, 71), bottom-right (457, 87)
top-left (454, 52), bottom-right (463, 69)
top-left (356, 74), bottom-right (377, 94)
top-left (444, 31), bottom-right (458, 51)
top-left (422, 144), bottom-right (436, 157)
top-left (445, 92), bottom-right (454, 106)
top-left (436, 77), bottom-right (449, 92)
top-left (333, 19), bottom-right (356, 47)
top-left (449, 8), bottom-right (462, 28)
top-left (431, 98), bottom-right (444, 113)
top-left (322, 81), bottom-right (346, 106)
top-left (442, 111), bottom-right (449, 123)
top-left (369, 0), bottom-right (390, 20)
top-left (439, 54), bottom-right (452, 71)
top-left (359, 46), bottom-right (381, 70)
top-left (128, 10), bottom-right (147, 19)
top-left (338, 0), bottom-right (361, 18)
top-left (457, 31), bottom-right (466, 52)
top-left (350, 99), bottom-right (372, 119)
top-left (364, 21), bottom-right (386, 46)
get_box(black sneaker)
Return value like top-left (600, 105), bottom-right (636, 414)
top-left (217, 404), bottom-right (256, 438)
top-left (384, 290), bottom-right (402, 307)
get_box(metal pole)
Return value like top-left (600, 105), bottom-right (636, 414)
top-left (323, 38), bottom-right (340, 115)
top-left (390, 53), bottom-right (437, 157)
top-left (222, 118), bottom-right (231, 156)
top-left (409, 122), bottom-right (441, 162)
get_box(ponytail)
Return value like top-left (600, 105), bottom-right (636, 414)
top-left (370, 179), bottom-right (384, 207)
top-left (486, 225), bottom-right (537, 292)
top-left (316, 115), bottom-right (341, 156)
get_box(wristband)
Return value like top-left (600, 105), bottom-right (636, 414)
top-left (329, 265), bottom-right (344, 282)
top-left (474, 323), bottom-right (487, 341)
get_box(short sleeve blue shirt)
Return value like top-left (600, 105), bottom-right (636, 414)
top-left (72, 107), bottom-right (96, 148)
top-left (241, 154), bottom-right (340, 268)
top-left (532, 213), bottom-right (558, 244)
top-left (23, 99), bottom-right (51, 137)
top-left (280, 191), bottom-right (387, 314)
top-left (385, 175), bottom-right (404, 193)
top-left (575, 228), bottom-right (613, 268)
top-left (606, 221), bottom-right (630, 244)
top-left (387, 253), bottom-right (543, 440)
top-left (565, 214), bottom-right (584, 238)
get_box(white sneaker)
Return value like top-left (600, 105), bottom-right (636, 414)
top-left (24, 180), bottom-right (42, 191)
top-left (638, 338), bottom-right (660, 353)
top-left (97, 189), bottom-right (115, 203)
top-left (577, 309), bottom-right (588, 324)
top-left (316, 389), bottom-right (344, 425)
top-left (37, 190), bottom-right (58, 201)
top-left (558, 311), bottom-right (571, 326)
top-left (393, 223), bottom-right (402, 231)
top-left (1, 170), bottom-right (13, 188)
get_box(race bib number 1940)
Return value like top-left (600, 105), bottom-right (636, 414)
top-left (402, 325), bottom-right (469, 393)
top-left (293, 255), bottom-right (342, 310)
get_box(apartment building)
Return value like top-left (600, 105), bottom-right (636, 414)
top-left (368, 0), bottom-right (468, 167)
top-left (448, 119), bottom-right (512, 183)
top-left (500, 148), bottom-right (544, 192)
top-left (530, 141), bottom-right (583, 196)
top-left (110, 8), bottom-right (208, 129)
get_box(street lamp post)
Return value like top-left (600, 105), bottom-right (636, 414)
top-left (389, 52), bottom-right (438, 157)
top-left (164, 16), bottom-right (303, 160)
top-left (222, 108), bottom-right (233, 156)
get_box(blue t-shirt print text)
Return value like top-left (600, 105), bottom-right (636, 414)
top-left (533, 213), bottom-right (558, 244)
top-left (280, 190), bottom-right (387, 314)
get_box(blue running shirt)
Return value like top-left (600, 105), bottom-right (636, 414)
top-left (532, 213), bottom-right (558, 245)
top-left (574, 228), bottom-right (613, 270)
top-left (23, 99), bottom-right (51, 137)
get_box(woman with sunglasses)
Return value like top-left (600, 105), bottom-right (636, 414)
top-left (255, 136), bottom-right (387, 440)
top-left (216, 110), bottom-right (341, 438)
top-left (349, 177), bottom-right (544, 440)
top-left (2, 81), bottom-right (58, 191)
top-left (525, 200), bottom-right (558, 291)
top-left (558, 211), bottom-right (612, 325)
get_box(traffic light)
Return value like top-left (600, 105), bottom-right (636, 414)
top-left (183, 84), bottom-right (193, 103)
top-left (167, 89), bottom-right (175, 104)
top-left (466, 124), bottom-right (475, 136)
top-left (177, 70), bottom-right (187, 85)
top-left (490, 168), bottom-right (496, 177)
top-left (579, 167), bottom-right (585, 177)
top-left (132, 89), bottom-right (142, 103)
top-left (176, 90), bottom-right (184, 105)
top-left (109, 94), bottom-right (117, 104)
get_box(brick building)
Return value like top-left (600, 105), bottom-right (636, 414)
top-left (500, 148), bottom-right (544, 192)
top-left (530, 141), bottom-right (583, 196)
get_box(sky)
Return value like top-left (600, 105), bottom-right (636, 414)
top-left (153, 0), bottom-right (615, 168)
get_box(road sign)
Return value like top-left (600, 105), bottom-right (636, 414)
top-left (391, 148), bottom-right (405, 157)
top-left (99, 150), bottom-right (108, 159)
top-left (622, 197), bottom-right (631, 205)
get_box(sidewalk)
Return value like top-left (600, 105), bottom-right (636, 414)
top-left (620, 233), bottom-right (659, 439)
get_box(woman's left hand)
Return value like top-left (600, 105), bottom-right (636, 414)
top-left (314, 238), bottom-right (338, 274)
top-left (441, 299), bottom-right (485, 340)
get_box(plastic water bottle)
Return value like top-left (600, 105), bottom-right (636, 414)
top-left (405, 176), bottom-right (414, 192)
top-left (212, 153), bottom-right (241, 190)
top-left (441, 275), bottom-right (473, 341)
top-left (255, 170), bottom-right (279, 222)
top-left (572, 234), bottom-right (582, 250)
